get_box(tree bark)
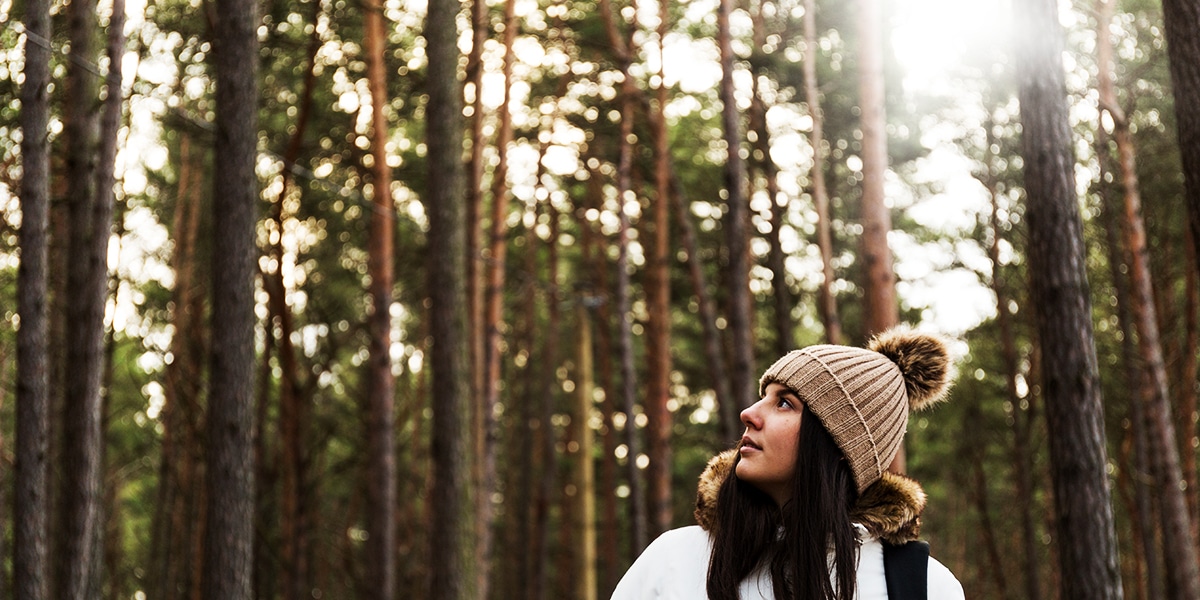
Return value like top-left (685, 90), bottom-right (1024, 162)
top-left (425, 0), bottom-right (476, 595)
top-left (984, 117), bottom-right (1042, 600)
top-left (58, 0), bottom-right (105, 591)
top-left (718, 0), bottom-right (756, 411)
top-left (1162, 0), bottom-right (1200, 295)
top-left (1098, 2), bottom-right (1200, 594)
top-left (597, 0), bottom-right (649, 549)
top-left (465, 0), bottom-right (487, 420)
top-left (477, 1), bottom-right (517, 592)
top-left (856, 0), bottom-right (897, 339)
top-left (15, 0), bottom-right (52, 594)
top-left (749, 0), bottom-right (793, 356)
top-left (203, 0), bottom-right (259, 593)
top-left (1015, 0), bottom-right (1125, 595)
top-left (803, 0), bottom-right (841, 345)
top-left (646, 0), bottom-right (674, 537)
top-left (575, 302), bottom-right (598, 600)
top-left (363, 0), bottom-right (396, 597)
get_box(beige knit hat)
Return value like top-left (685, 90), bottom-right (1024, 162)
top-left (757, 326), bottom-right (953, 493)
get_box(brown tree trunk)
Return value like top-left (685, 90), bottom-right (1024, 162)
top-left (57, 0), bottom-right (105, 590)
top-left (804, 0), bottom-right (841, 345)
top-left (531, 198), bottom-right (561, 600)
top-left (856, 0), bottom-right (897, 339)
top-left (1098, 3), bottom-right (1200, 594)
top-left (749, 0), bottom-right (793, 356)
top-left (668, 177), bottom-right (737, 440)
top-left (985, 118), bottom-right (1043, 600)
top-left (598, 0), bottom-right (649, 549)
top-left (477, 2), bottom-right (518, 593)
top-left (363, 0), bottom-right (396, 597)
top-left (203, 0), bottom-right (259, 592)
top-left (645, 0), bottom-right (674, 536)
top-left (425, 0), bottom-right (476, 595)
top-left (15, 0), bottom-right (52, 593)
top-left (718, 0), bottom-right (756, 411)
top-left (1163, 0), bottom-right (1200, 297)
top-left (1015, 0), bottom-right (1125, 595)
top-left (1180, 234), bottom-right (1199, 545)
top-left (575, 303), bottom-right (599, 600)
top-left (465, 0), bottom-right (487, 418)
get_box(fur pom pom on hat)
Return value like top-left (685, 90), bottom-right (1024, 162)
top-left (758, 326), bottom-right (953, 493)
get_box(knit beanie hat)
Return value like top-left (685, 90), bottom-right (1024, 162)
top-left (757, 326), bottom-right (953, 493)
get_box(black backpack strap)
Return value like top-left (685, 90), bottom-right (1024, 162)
top-left (883, 540), bottom-right (929, 600)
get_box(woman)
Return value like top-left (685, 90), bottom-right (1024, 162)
top-left (611, 327), bottom-right (964, 599)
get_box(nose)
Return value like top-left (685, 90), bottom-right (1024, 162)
top-left (740, 400), bottom-right (762, 430)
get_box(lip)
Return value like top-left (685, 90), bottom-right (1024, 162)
top-left (739, 437), bottom-right (762, 453)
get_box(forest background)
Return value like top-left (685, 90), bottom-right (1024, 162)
top-left (2, 0), bottom-right (1200, 597)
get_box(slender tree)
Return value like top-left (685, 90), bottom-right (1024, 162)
top-left (718, 0), bottom-right (756, 410)
top-left (645, 0), bottom-right (674, 537)
top-left (855, 0), bottom-right (897, 339)
top-left (363, 0), bottom-right (397, 596)
top-left (15, 0), bottom-right (52, 595)
top-left (1099, 1), bottom-right (1200, 595)
top-left (1162, 0), bottom-right (1200, 285)
top-left (425, 0), bottom-right (476, 595)
top-left (598, 0), bottom-right (649, 549)
top-left (477, 0), bottom-right (518, 591)
top-left (58, 0), bottom-right (106, 590)
top-left (984, 117), bottom-right (1041, 600)
top-left (203, 0), bottom-right (260, 592)
top-left (804, 0), bottom-right (841, 345)
top-left (1014, 0), bottom-right (1124, 596)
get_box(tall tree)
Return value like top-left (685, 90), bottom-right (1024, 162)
top-left (1014, 0), bottom-right (1124, 596)
top-left (363, 0), bottom-right (396, 596)
top-left (57, 0), bottom-right (103, 591)
top-left (203, 0), bottom-right (260, 593)
top-left (1097, 2), bottom-right (1200, 594)
top-left (718, 0), bottom-right (755, 409)
top-left (646, 0), bottom-right (674, 536)
top-left (855, 0), bottom-right (897, 339)
top-left (1162, 0), bottom-right (1200, 286)
top-left (598, 0), bottom-right (648, 548)
top-left (803, 0), bottom-right (841, 345)
top-left (425, 0), bottom-right (476, 596)
top-left (984, 118), bottom-right (1041, 600)
top-left (477, 0), bottom-right (517, 591)
top-left (15, 0), bottom-right (52, 595)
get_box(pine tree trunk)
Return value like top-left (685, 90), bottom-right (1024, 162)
top-left (425, 0), bottom-right (476, 595)
top-left (1015, 0), bottom-right (1125, 595)
top-left (644, 0), bottom-right (675, 537)
top-left (856, 0), bottom-right (897, 340)
top-left (668, 177), bottom-right (736, 440)
top-left (804, 0), bottom-right (841, 345)
top-left (985, 119), bottom-right (1043, 600)
top-left (575, 303), bottom-right (599, 600)
top-left (15, 0), bottom-right (52, 593)
top-left (203, 0), bottom-right (259, 593)
top-left (477, 2), bottom-right (518, 592)
top-left (718, 0), bottom-right (755, 411)
top-left (1163, 0), bottom-right (1200, 295)
top-left (1180, 235), bottom-right (1200, 545)
top-left (58, 0), bottom-right (105, 590)
top-left (531, 198), bottom-right (561, 600)
top-left (466, 0), bottom-right (487, 417)
top-left (363, 0), bottom-right (396, 596)
top-left (598, 0), bottom-right (649, 549)
top-left (1098, 3), bottom-right (1200, 593)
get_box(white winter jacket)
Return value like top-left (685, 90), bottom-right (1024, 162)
top-left (611, 450), bottom-right (965, 600)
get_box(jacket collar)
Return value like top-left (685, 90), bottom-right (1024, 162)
top-left (693, 449), bottom-right (926, 545)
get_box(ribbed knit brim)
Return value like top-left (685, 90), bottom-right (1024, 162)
top-left (758, 345), bottom-right (908, 493)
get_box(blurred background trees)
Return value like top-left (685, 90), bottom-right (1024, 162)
top-left (1, 0), bottom-right (1199, 598)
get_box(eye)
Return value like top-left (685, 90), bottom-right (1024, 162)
top-left (776, 395), bottom-right (796, 409)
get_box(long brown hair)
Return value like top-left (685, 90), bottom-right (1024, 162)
top-left (706, 405), bottom-right (859, 600)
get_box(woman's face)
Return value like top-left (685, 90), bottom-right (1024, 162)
top-left (736, 382), bottom-right (804, 506)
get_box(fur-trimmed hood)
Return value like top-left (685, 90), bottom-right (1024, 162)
top-left (693, 449), bottom-right (926, 545)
